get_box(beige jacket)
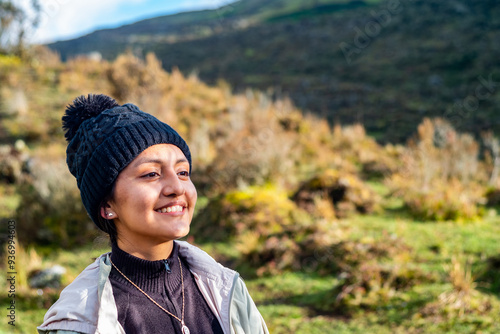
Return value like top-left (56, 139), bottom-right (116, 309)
top-left (38, 241), bottom-right (269, 334)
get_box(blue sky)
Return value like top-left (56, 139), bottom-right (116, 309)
top-left (32, 0), bottom-right (237, 44)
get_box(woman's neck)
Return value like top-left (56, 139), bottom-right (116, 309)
top-left (116, 238), bottom-right (174, 261)
top-left (110, 241), bottom-right (181, 292)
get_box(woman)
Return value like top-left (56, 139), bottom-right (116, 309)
top-left (38, 94), bottom-right (269, 334)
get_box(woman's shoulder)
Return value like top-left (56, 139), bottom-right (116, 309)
top-left (38, 254), bottom-right (110, 334)
top-left (59, 253), bottom-right (107, 293)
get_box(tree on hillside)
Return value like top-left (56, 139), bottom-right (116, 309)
top-left (0, 0), bottom-right (40, 55)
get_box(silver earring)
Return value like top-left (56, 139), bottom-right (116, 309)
top-left (108, 212), bottom-right (113, 217)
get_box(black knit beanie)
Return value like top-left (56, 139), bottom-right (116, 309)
top-left (63, 94), bottom-right (192, 231)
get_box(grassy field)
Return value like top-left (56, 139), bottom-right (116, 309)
top-left (249, 211), bottom-right (500, 333)
top-left (2, 185), bottom-right (500, 334)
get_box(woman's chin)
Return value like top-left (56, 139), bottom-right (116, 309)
top-left (166, 226), bottom-right (191, 241)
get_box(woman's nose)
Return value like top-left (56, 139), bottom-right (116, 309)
top-left (161, 172), bottom-right (185, 197)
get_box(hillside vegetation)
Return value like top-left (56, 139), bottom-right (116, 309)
top-left (47, 0), bottom-right (500, 143)
top-left (2, 48), bottom-right (500, 332)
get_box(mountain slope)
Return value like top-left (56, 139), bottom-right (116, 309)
top-left (47, 0), bottom-right (500, 142)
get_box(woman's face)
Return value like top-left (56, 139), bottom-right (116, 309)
top-left (105, 144), bottom-right (197, 249)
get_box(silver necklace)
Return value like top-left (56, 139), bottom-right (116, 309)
top-left (110, 256), bottom-right (190, 334)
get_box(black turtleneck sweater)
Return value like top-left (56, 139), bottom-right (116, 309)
top-left (109, 241), bottom-right (225, 334)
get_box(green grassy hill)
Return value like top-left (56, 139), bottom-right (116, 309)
top-left (47, 0), bottom-right (500, 143)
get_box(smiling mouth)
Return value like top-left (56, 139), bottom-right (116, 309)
top-left (155, 205), bottom-right (185, 213)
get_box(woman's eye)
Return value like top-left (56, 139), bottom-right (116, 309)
top-left (178, 171), bottom-right (190, 177)
top-left (143, 172), bottom-right (159, 178)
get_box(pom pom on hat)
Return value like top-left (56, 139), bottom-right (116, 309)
top-left (62, 94), bottom-right (119, 142)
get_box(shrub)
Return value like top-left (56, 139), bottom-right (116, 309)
top-left (191, 184), bottom-right (348, 276)
top-left (420, 256), bottom-right (492, 320)
top-left (196, 91), bottom-right (304, 192)
top-left (59, 56), bottom-right (112, 95)
top-left (192, 184), bottom-right (312, 243)
top-left (241, 219), bottom-right (345, 276)
top-left (15, 150), bottom-right (98, 247)
top-left (107, 52), bottom-right (169, 104)
top-left (0, 143), bottom-right (29, 184)
top-left (0, 54), bottom-right (23, 86)
top-left (331, 123), bottom-right (400, 179)
top-left (386, 118), bottom-right (487, 221)
top-left (318, 235), bottom-right (432, 315)
top-left (293, 169), bottom-right (381, 219)
top-left (399, 178), bottom-right (485, 221)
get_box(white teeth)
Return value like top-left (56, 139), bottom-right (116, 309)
top-left (157, 205), bottom-right (184, 213)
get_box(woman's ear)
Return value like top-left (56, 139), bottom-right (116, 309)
top-left (100, 205), bottom-right (116, 219)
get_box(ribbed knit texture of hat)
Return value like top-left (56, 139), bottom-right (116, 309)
top-left (64, 95), bottom-right (192, 231)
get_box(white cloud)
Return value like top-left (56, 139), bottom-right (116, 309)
top-left (29, 0), bottom-right (237, 44)
top-left (32, 0), bottom-right (147, 44)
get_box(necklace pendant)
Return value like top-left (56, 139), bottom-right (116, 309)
top-left (181, 324), bottom-right (190, 334)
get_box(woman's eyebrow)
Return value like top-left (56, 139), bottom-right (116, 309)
top-left (131, 158), bottom-right (162, 168)
top-left (131, 158), bottom-right (188, 168)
